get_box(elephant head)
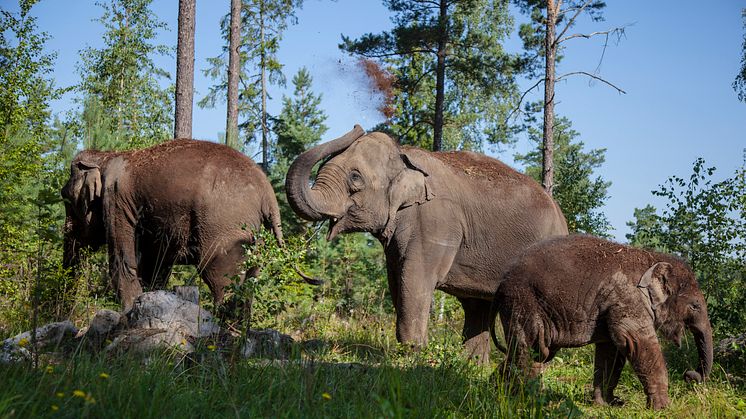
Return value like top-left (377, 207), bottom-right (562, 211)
top-left (61, 152), bottom-right (108, 275)
top-left (285, 125), bottom-right (432, 241)
top-left (637, 261), bottom-right (713, 383)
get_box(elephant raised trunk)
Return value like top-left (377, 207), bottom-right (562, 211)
top-left (285, 125), bottom-right (365, 221)
top-left (685, 318), bottom-right (713, 383)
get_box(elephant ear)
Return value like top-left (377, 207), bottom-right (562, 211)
top-left (637, 262), bottom-right (673, 317)
top-left (381, 151), bottom-right (434, 242)
top-left (76, 161), bottom-right (102, 217)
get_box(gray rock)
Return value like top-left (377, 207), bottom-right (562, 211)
top-left (126, 290), bottom-right (219, 338)
top-left (1, 321), bottom-right (78, 363)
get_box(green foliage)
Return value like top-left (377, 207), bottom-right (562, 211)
top-left (515, 116), bottom-right (612, 235)
top-left (626, 154), bottom-right (746, 336)
top-left (735, 8), bottom-right (746, 102)
top-left (222, 227), bottom-right (316, 330)
top-left (0, 1), bottom-right (78, 332)
top-left (77, 0), bottom-right (173, 150)
top-left (313, 233), bottom-right (388, 317)
top-left (270, 67), bottom-right (328, 235)
top-left (341, 0), bottom-right (521, 151)
top-left (273, 67), bottom-right (327, 163)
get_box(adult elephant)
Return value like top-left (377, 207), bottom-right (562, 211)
top-left (285, 125), bottom-right (568, 363)
top-left (62, 139), bottom-right (284, 310)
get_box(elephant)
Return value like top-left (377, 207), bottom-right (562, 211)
top-left (285, 125), bottom-right (568, 363)
top-left (490, 234), bottom-right (713, 410)
top-left (61, 139), bottom-right (286, 311)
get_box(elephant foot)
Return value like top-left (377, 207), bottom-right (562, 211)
top-left (647, 393), bottom-right (670, 410)
top-left (592, 394), bottom-right (625, 407)
top-left (463, 334), bottom-right (491, 365)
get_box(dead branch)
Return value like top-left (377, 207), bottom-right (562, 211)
top-left (504, 78), bottom-right (545, 124)
top-left (554, 0), bottom-right (597, 45)
top-left (557, 25), bottom-right (629, 44)
top-left (556, 71), bottom-right (626, 94)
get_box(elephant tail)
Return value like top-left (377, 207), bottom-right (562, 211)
top-left (489, 298), bottom-right (508, 354)
top-left (261, 193), bottom-right (284, 248)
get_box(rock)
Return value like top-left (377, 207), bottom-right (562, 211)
top-left (241, 329), bottom-right (295, 359)
top-left (78, 309), bottom-right (124, 349)
top-left (1, 321), bottom-right (78, 363)
top-left (715, 333), bottom-right (746, 377)
top-left (105, 327), bottom-right (193, 355)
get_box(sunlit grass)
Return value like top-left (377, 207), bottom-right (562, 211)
top-left (1, 312), bottom-right (744, 418)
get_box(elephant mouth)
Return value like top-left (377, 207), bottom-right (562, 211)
top-left (327, 216), bottom-right (344, 241)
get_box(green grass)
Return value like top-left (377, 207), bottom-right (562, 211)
top-left (1, 312), bottom-right (745, 418)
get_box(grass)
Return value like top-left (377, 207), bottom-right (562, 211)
top-left (1, 310), bottom-right (745, 418)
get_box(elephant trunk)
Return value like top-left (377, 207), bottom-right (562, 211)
top-left (285, 125), bottom-right (365, 221)
top-left (62, 216), bottom-right (82, 279)
top-left (684, 317), bottom-right (713, 384)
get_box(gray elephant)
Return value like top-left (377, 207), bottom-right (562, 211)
top-left (62, 139), bottom-right (284, 310)
top-left (491, 235), bottom-right (713, 410)
top-left (285, 125), bottom-right (568, 363)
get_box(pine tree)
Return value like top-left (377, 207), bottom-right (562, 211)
top-left (341, 0), bottom-right (521, 152)
top-left (200, 0), bottom-right (300, 168)
top-left (77, 0), bottom-right (173, 150)
top-left (271, 67), bottom-right (327, 234)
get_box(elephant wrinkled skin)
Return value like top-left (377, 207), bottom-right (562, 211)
top-left (62, 139), bottom-right (283, 310)
top-left (492, 235), bottom-right (713, 410)
top-left (285, 125), bottom-right (568, 363)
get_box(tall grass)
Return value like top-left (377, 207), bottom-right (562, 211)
top-left (1, 311), bottom-right (744, 418)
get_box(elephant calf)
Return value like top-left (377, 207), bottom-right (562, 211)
top-left (491, 235), bottom-right (713, 410)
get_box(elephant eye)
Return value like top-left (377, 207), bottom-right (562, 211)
top-left (348, 170), bottom-right (365, 192)
top-left (688, 302), bottom-right (701, 311)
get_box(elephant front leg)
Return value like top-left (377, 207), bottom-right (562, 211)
top-left (593, 342), bottom-right (626, 406)
top-left (108, 234), bottom-right (143, 311)
top-left (459, 297), bottom-right (492, 365)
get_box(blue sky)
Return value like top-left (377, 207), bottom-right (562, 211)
top-left (8, 0), bottom-right (746, 241)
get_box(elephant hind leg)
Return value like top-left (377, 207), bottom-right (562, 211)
top-left (593, 342), bottom-right (626, 406)
top-left (198, 239), bottom-right (247, 305)
top-left (459, 297), bottom-right (493, 365)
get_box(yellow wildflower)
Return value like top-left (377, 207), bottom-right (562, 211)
top-left (45, 365), bottom-right (54, 374)
top-left (55, 392), bottom-right (64, 398)
top-left (207, 344), bottom-right (217, 351)
top-left (51, 405), bottom-right (59, 412)
top-left (72, 390), bottom-right (86, 398)
top-left (321, 392), bottom-right (332, 400)
top-left (18, 338), bottom-right (29, 347)
top-left (99, 372), bottom-right (109, 379)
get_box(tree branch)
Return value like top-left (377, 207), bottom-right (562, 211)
top-left (504, 78), bottom-right (545, 124)
top-left (554, 0), bottom-right (596, 45)
top-left (556, 71), bottom-right (626, 94)
top-left (557, 25), bottom-right (629, 44)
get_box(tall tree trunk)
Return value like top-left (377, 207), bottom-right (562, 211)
top-left (174, 0), bottom-right (196, 139)
top-left (260, 2), bottom-right (269, 171)
top-left (541, 0), bottom-right (559, 196)
top-left (432, 0), bottom-right (448, 152)
top-left (226, 0), bottom-right (241, 148)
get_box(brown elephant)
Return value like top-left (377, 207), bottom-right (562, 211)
top-left (285, 125), bottom-right (568, 363)
top-left (491, 235), bottom-right (713, 410)
top-left (62, 139), bottom-right (284, 310)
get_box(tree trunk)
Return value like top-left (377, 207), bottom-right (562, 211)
top-left (174, 0), bottom-right (196, 139)
top-left (541, 0), bottom-right (558, 195)
top-left (432, 0), bottom-right (448, 152)
top-left (260, 2), bottom-right (268, 171)
top-left (226, 0), bottom-right (241, 148)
